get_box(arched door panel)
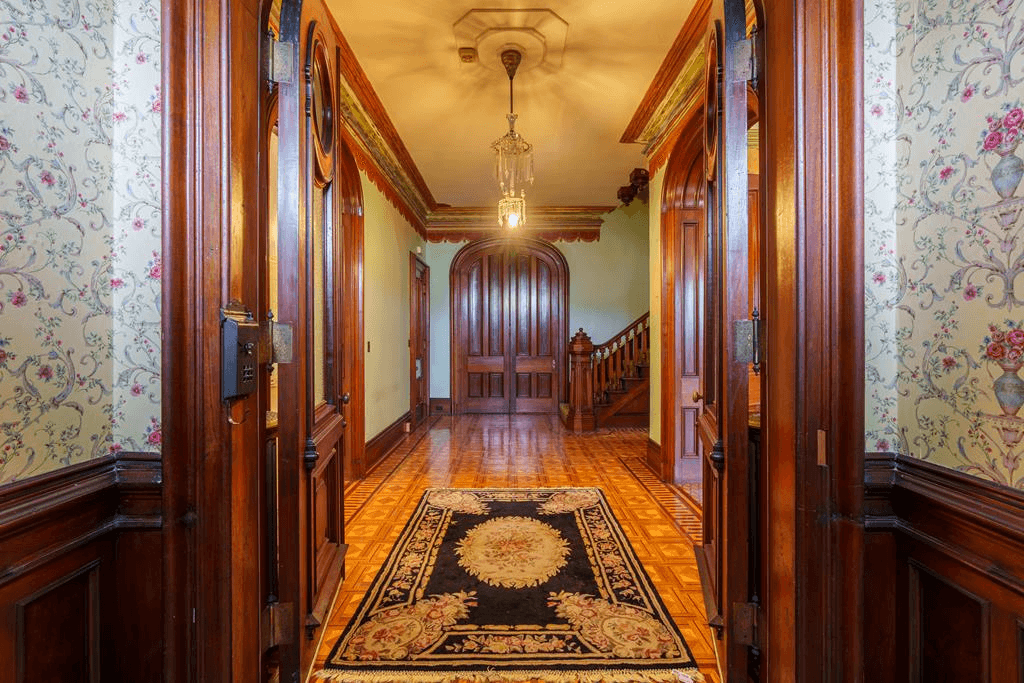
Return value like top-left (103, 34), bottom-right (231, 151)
top-left (451, 238), bottom-right (568, 415)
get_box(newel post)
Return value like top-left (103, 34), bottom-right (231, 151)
top-left (567, 328), bottom-right (596, 433)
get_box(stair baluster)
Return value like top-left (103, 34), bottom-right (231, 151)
top-left (563, 313), bottom-right (651, 432)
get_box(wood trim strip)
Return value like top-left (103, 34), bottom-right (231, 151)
top-left (364, 411), bottom-right (412, 471)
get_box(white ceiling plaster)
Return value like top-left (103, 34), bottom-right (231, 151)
top-left (326, 0), bottom-right (696, 207)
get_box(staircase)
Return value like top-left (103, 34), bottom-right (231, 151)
top-left (561, 313), bottom-right (651, 432)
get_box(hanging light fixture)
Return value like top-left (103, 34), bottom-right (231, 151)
top-left (491, 49), bottom-right (533, 229)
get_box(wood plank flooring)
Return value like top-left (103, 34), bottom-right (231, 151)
top-left (309, 414), bottom-right (721, 682)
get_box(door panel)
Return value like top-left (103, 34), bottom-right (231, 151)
top-left (452, 238), bottom-right (567, 415)
top-left (511, 252), bottom-right (559, 414)
top-left (462, 250), bottom-right (511, 413)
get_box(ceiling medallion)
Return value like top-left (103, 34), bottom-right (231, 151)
top-left (491, 48), bottom-right (534, 229)
top-left (453, 9), bottom-right (569, 73)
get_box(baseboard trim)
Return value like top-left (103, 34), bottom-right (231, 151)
top-left (430, 397), bottom-right (451, 415)
top-left (646, 438), bottom-right (662, 480)
top-left (365, 412), bottom-right (412, 470)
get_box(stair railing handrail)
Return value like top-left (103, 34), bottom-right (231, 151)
top-left (590, 312), bottom-right (651, 357)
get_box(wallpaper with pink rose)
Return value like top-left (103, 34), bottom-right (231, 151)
top-left (865, 0), bottom-right (1024, 489)
top-left (0, 0), bottom-right (161, 484)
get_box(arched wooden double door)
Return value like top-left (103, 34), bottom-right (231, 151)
top-left (451, 238), bottom-right (568, 415)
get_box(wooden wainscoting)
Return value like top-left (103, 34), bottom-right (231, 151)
top-left (864, 453), bottom-right (1024, 681)
top-left (364, 412), bottom-right (411, 472)
top-left (0, 455), bottom-right (163, 681)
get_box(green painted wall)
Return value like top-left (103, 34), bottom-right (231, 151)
top-left (426, 242), bottom-right (461, 400)
top-left (426, 205), bottom-right (650, 399)
top-left (648, 166), bottom-right (666, 445)
top-left (559, 204), bottom-right (649, 343)
top-left (361, 171), bottom-right (425, 439)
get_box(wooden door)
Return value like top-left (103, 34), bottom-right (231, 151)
top-left (263, 5), bottom-right (358, 677)
top-left (451, 238), bottom-right (568, 415)
top-left (510, 249), bottom-right (562, 414)
top-left (694, 1), bottom-right (763, 680)
top-left (456, 247), bottom-right (511, 413)
top-left (410, 254), bottom-right (430, 426)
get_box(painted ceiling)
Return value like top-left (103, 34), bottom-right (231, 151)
top-left (324, 0), bottom-right (698, 209)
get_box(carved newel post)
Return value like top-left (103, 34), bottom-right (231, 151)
top-left (567, 328), bottom-right (596, 433)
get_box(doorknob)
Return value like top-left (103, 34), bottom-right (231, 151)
top-left (341, 392), bottom-right (350, 405)
top-left (692, 391), bottom-right (704, 402)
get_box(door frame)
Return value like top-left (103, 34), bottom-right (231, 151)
top-left (449, 237), bottom-right (569, 415)
top-left (162, 0), bottom-right (865, 679)
top-left (656, 0), bottom-right (865, 678)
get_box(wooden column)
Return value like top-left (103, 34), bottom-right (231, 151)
top-left (566, 329), bottom-right (596, 433)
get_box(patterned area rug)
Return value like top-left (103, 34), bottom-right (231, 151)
top-left (317, 488), bottom-right (704, 683)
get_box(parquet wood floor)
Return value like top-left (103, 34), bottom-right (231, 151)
top-left (310, 414), bottom-right (721, 683)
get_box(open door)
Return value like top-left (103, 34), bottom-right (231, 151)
top-left (693, 0), bottom-right (765, 680)
top-left (410, 254), bottom-right (430, 427)
top-left (262, 2), bottom-right (363, 678)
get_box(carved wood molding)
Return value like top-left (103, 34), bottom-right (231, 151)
top-left (0, 453), bottom-right (162, 584)
top-left (425, 205), bottom-right (613, 243)
top-left (327, 14), bottom-right (434, 236)
top-left (621, 0), bottom-right (711, 146)
top-left (864, 452), bottom-right (1024, 593)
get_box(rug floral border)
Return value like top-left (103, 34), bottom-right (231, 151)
top-left (317, 487), bottom-right (705, 683)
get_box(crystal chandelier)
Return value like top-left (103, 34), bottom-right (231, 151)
top-left (491, 49), bottom-right (533, 228)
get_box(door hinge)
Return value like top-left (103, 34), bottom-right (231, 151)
top-left (734, 319), bottom-right (754, 365)
top-left (261, 311), bottom-right (294, 365)
top-left (262, 601), bottom-right (295, 650)
top-left (264, 33), bottom-right (295, 85)
top-left (733, 600), bottom-right (760, 649)
top-left (733, 29), bottom-right (759, 88)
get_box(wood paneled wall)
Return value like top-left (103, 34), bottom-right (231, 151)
top-left (0, 455), bottom-right (163, 681)
top-left (865, 453), bottom-right (1024, 681)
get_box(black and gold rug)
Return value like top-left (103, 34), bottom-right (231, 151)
top-left (316, 488), bottom-right (704, 683)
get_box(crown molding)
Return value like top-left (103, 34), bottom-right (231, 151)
top-left (620, 0), bottom-right (711, 146)
top-left (328, 14), bottom-right (436, 236)
top-left (425, 205), bottom-right (615, 243)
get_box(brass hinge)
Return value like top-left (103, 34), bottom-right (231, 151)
top-left (733, 32), bottom-right (759, 87)
top-left (263, 33), bottom-right (295, 85)
top-left (733, 601), bottom-right (760, 648)
top-left (734, 310), bottom-right (763, 374)
top-left (734, 319), bottom-right (754, 364)
top-left (261, 601), bottom-right (295, 650)
top-left (733, 38), bottom-right (754, 84)
top-left (261, 311), bottom-right (294, 365)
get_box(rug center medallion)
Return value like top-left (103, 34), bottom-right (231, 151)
top-left (456, 515), bottom-right (569, 588)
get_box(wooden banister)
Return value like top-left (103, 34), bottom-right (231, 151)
top-left (565, 313), bottom-right (651, 433)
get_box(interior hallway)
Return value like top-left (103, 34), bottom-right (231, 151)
top-left (311, 414), bottom-right (718, 682)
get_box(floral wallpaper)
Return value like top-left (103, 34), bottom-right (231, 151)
top-left (0, 0), bottom-right (162, 484)
top-left (865, 0), bottom-right (1024, 489)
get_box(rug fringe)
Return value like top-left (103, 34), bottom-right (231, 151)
top-left (313, 667), bottom-right (705, 683)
